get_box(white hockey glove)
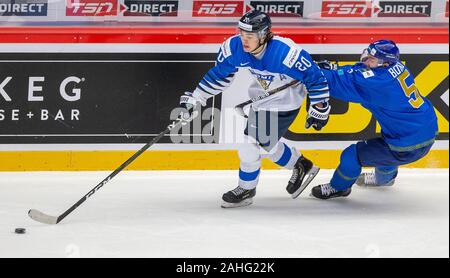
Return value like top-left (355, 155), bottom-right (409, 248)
top-left (305, 102), bottom-right (331, 131)
top-left (316, 60), bottom-right (338, 71)
top-left (178, 92), bottom-right (199, 123)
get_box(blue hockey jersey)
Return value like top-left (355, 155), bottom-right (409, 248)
top-left (322, 62), bottom-right (438, 151)
top-left (192, 35), bottom-right (329, 111)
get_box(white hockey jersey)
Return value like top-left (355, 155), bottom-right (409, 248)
top-left (192, 35), bottom-right (329, 111)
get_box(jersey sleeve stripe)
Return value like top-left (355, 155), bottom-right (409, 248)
top-left (200, 79), bottom-right (223, 92)
top-left (308, 87), bottom-right (330, 93)
top-left (309, 94), bottom-right (330, 99)
top-left (205, 73), bottom-right (226, 88)
top-left (197, 84), bottom-right (216, 96)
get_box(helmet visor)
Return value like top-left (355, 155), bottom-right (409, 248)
top-left (238, 27), bottom-right (267, 42)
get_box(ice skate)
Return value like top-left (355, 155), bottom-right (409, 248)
top-left (311, 183), bottom-right (352, 200)
top-left (221, 186), bottom-right (256, 208)
top-left (356, 172), bottom-right (395, 187)
top-left (286, 156), bottom-right (320, 199)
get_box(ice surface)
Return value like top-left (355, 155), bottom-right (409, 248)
top-left (0, 169), bottom-right (448, 258)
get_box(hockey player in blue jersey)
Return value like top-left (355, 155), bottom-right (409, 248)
top-left (177, 10), bottom-right (332, 208)
top-left (310, 40), bottom-right (438, 199)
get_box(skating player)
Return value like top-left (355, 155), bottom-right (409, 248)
top-left (177, 10), bottom-right (331, 207)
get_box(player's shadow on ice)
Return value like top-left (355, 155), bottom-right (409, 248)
top-left (248, 187), bottom-right (427, 216)
top-left (66, 184), bottom-right (430, 223)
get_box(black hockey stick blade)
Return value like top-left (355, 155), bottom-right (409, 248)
top-left (28, 209), bottom-right (58, 225)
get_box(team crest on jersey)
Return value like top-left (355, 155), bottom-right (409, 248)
top-left (258, 79), bottom-right (272, 90)
top-left (249, 69), bottom-right (275, 90)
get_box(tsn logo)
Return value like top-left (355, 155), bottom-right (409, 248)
top-left (322, 1), bottom-right (380, 17)
top-left (66, 0), bottom-right (118, 16)
top-left (193, 1), bottom-right (244, 17)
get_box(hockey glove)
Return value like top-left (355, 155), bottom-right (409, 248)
top-left (305, 102), bottom-right (331, 131)
top-left (316, 60), bottom-right (338, 71)
top-left (178, 92), bottom-right (198, 123)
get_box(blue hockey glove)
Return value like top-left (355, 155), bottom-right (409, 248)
top-left (316, 60), bottom-right (338, 71)
top-left (305, 102), bottom-right (331, 131)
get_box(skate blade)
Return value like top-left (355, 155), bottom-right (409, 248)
top-left (221, 198), bottom-right (253, 209)
top-left (292, 166), bottom-right (320, 199)
top-left (356, 180), bottom-right (395, 187)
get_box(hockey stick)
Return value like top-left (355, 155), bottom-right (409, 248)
top-left (234, 80), bottom-right (300, 118)
top-left (28, 118), bottom-right (185, 225)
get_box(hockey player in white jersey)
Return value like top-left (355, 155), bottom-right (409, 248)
top-left (178, 11), bottom-right (331, 208)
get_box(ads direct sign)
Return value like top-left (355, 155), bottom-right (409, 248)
top-left (248, 1), bottom-right (304, 17)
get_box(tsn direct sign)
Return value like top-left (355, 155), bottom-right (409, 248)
top-left (321, 1), bottom-right (376, 17)
top-left (66, 0), bottom-right (118, 16)
top-left (192, 0), bottom-right (244, 17)
top-left (322, 1), bottom-right (433, 18)
top-left (0, 1), bottom-right (48, 16)
top-left (378, 1), bottom-right (432, 17)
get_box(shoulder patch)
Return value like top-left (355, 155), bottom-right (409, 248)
top-left (221, 36), bottom-right (237, 59)
top-left (283, 47), bottom-right (301, 68)
top-left (359, 68), bottom-right (375, 79)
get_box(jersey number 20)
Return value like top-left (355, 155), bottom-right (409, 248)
top-left (398, 70), bottom-right (424, 109)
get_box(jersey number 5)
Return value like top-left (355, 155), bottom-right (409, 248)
top-left (398, 70), bottom-right (424, 109)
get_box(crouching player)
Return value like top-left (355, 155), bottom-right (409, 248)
top-left (311, 40), bottom-right (438, 199)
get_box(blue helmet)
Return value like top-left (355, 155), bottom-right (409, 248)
top-left (361, 40), bottom-right (400, 66)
